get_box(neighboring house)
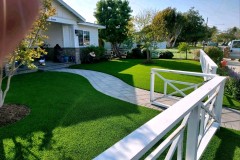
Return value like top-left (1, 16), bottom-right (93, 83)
top-left (44, 0), bottom-right (105, 64)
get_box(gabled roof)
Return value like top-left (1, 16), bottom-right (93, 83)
top-left (56, 0), bottom-right (86, 22)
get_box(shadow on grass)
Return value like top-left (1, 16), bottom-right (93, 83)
top-left (223, 94), bottom-right (240, 110)
top-left (0, 71), bottom-right (159, 159)
top-left (201, 127), bottom-right (240, 160)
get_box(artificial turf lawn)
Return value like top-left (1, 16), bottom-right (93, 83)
top-left (70, 59), bottom-right (240, 110)
top-left (0, 72), bottom-right (159, 159)
top-left (0, 71), bottom-right (239, 159)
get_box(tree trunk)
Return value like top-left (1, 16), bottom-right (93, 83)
top-left (111, 43), bottom-right (120, 57)
top-left (147, 50), bottom-right (150, 61)
top-left (0, 90), bottom-right (3, 108)
top-left (186, 50), bottom-right (188, 60)
top-left (172, 26), bottom-right (183, 47)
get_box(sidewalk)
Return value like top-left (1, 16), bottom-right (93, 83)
top-left (56, 69), bottom-right (240, 131)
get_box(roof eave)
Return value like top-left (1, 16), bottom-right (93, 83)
top-left (78, 22), bottom-right (106, 29)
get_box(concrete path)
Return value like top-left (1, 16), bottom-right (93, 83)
top-left (56, 69), bottom-right (240, 131)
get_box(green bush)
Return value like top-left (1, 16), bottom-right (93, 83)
top-left (178, 42), bottom-right (189, 52)
top-left (141, 48), bottom-right (149, 59)
top-left (159, 50), bottom-right (174, 59)
top-left (225, 77), bottom-right (240, 101)
top-left (81, 46), bottom-right (105, 63)
top-left (178, 42), bottom-right (190, 59)
top-left (131, 48), bottom-right (143, 58)
top-left (204, 46), bottom-right (223, 65)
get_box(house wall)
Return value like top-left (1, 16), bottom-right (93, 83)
top-left (75, 25), bottom-right (99, 47)
top-left (44, 22), bottom-right (64, 47)
top-left (45, 0), bottom-right (103, 64)
top-left (62, 24), bottom-right (75, 47)
top-left (49, 0), bottom-right (80, 25)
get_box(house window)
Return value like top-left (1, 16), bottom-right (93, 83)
top-left (75, 30), bottom-right (90, 46)
top-left (83, 31), bottom-right (90, 46)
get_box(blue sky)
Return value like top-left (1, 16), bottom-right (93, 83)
top-left (63, 0), bottom-right (240, 31)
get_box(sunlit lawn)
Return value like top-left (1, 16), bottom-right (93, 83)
top-left (0, 71), bottom-right (239, 159)
top-left (0, 72), bottom-right (159, 159)
top-left (70, 59), bottom-right (240, 110)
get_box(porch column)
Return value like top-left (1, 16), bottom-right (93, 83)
top-left (72, 25), bottom-right (81, 64)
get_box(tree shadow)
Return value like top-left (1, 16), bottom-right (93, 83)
top-left (213, 128), bottom-right (240, 160)
top-left (0, 71), bottom-right (158, 159)
top-left (224, 94), bottom-right (235, 106)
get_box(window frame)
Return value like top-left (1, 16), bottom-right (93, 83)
top-left (75, 30), bottom-right (90, 47)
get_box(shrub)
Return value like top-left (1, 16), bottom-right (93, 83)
top-left (204, 46), bottom-right (223, 65)
top-left (131, 48), bottom-right (142, 58)
top-left (225, 77), bottom-right (240, 100)
top-left (178, 42), bottom-right (190, 59)
top-left (141, 48), bottom-right (149, 59)
top-left (192, 49), bottom-right (200, 60)
top-left (81, 46), bottom-right (105, 63)
top-left (159, 50), bottom-right (174, 59)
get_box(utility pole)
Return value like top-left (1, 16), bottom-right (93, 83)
top-left (203, 17), bottom-right (208, 50)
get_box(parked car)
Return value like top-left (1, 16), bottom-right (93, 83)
top-left (228, 40), bottom-right (240, 59)
top-left (207, 41), bottom-right (218, 47)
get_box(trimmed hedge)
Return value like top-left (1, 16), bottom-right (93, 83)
top-left (204, 46), bottom-right (223, 65)
top-left (159, 50), bottom-right (174, 59)
top-left (81, 46), bottom-right (105, 63)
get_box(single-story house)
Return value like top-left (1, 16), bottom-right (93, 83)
top-left (44, 0), bottom-right (105, 64)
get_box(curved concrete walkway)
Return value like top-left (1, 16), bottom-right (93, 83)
top-left (55, 69), bottom-right (240, 130)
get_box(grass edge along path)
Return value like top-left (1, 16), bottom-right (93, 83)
top-left (0, 71), bottom-right (239, 159)
top-left (0, 72), bottom-right (159, 159)
top-left (70, 59), bottom-right (240, 110)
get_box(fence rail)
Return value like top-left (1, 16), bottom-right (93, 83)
top-left (150, 68), bottom-right (217, 108)
top-left (94, 75), bottom-right (226, 160)
top-left (95, 51), bottom-right (225, 160)
top-left (199, 49), bottom-right (218, 80)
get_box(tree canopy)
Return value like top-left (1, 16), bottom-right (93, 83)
top-left (94, 0), bottom-right (132, 55)
top-left (152, 7), bottom-right (185, 47)
top-left (179, 7), bottom-right (206, 44)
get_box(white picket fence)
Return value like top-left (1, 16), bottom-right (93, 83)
top-left (199, 49), bottom-right (218, 80)
top-left (95, 50), bottom-right (226, 160)
top-left (150, 69), bottom-right (217, 108)
top-left (95, 76), bottom-right (226, 160)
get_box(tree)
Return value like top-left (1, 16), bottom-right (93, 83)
top-left (0, 0), bottom-right (55, 108)
top-left (178, 42), bottom-right (189, 59)
top-left (179, 8), bottom-right (206, 45)
top-left (216, 27), bottom-right (240, 42)
top-left (133, 9), bottom-right (158, 62)
top-left (133, 9), bottom-right (157, 32)
top-left (207, 26), bottom-right (218, 42)
top-left (152, 7), bottom-right (186, 47)
top-left (140, 25), bottom-right (156, 62)
top-left (94, 0), bottom-right (132, 56)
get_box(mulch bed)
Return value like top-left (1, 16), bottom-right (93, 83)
top-left (0, 104), bottom-right (30, 127)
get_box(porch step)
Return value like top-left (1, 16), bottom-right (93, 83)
top-left (38, 62), bottom-right (73, 71)
top-left (15, 62), bottom-right (74, 75)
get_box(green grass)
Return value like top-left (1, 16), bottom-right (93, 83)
top-left (156, 46), bottom-right (202, 59)
top-left (0, 72), bottom-right (159, 159)
top-left (70, 59), bottom-right (240, 110)
top-left (0, 71), bottom-right (239, 159)
top-left (201, 128), bottom-right (240, 160)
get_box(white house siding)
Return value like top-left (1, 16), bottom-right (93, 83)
top-left (50, 0), bottom-right (79, 24)
top-left (45, 22), bottom-right (64, 47)
top-left (76, 25), bottom-right (99, 47)
top-left (62, 24), bottom-right (75, 47)
top-left (44, 0), bottom-right (104, 64)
